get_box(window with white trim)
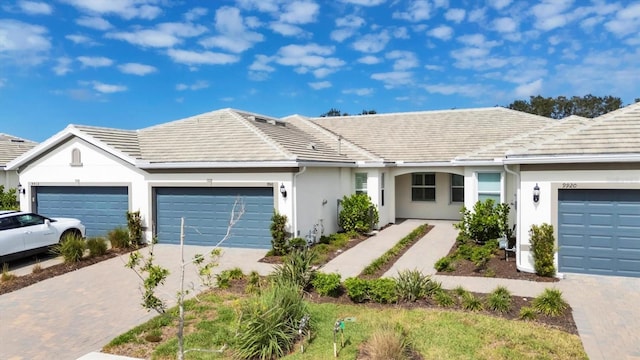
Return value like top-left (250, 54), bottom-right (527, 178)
top-left (355, 173), bottom-right (368, 194)
top-left (477, 172), bottom-right (501, 203)
top-left (451, 174), bottom-right (464, 203)
top-left (412, 173), bottom-right (435, 201)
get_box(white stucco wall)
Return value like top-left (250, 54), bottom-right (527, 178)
top-left (16, 138), bottom-right (297, 243)
top-left (0, 169), bottom-right (20, 189)
top-left (294, 167), bottom-right (350, 238)
top-left (519, 167), bottom-right (640, 274)
top-left (394, 168), bottom-right (464, 220)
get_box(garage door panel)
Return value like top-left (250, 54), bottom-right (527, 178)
top-left (558, 189), bottom-right (640, 278)
top-left (36, 186), bottom-right (128, 237)
top-left (155, 187), bottom-right (273, 248)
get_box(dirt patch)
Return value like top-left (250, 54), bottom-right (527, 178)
top-left (0, 247), bottom-right (143, 295)
top-left (436, 242), bottom-right (559, 282)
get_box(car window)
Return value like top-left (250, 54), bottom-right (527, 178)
top-left (0, 216), bottom-right (17, 231)
top-left (16, 214), bottom-right (45, 227)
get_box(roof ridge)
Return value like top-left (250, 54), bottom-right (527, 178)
top-left (286, 115), bottom-right (382, 161)
top-left (140, 109), bottom-right (227, 132)
top-left (0, 133), bottom-right (38, 144)
top-left (227, 109), bottom-right (296, 160)
top-left (507, 115), bottom-right (597, 155)
top-left (593, 101), bottom-right (640, 120)
top-left (70, 124), bottom-right (138, 133)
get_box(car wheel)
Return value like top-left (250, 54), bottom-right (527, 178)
top-left (60, 229), bottom-right (81, 243)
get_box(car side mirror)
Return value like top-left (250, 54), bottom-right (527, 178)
top-left (44, 219), bottom-right (51, 226)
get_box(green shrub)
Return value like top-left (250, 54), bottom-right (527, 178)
top-left (126, 210), bottom-right (143, 246)
top-left (453, 286), bottom-right (468, 297)
top-left (271, 248), bottom-right (317, 290)
top-left (86, 237), bottom-right (108, 257)
top-left (344, 277), bottom-right (370, 303)
top-left (216, 268), bottom-right (245, 289)
top-left (108, 227), bottom-right (131, 249)
top-left (270, 211), bottom-right (289, 256)
top-left (433, 289), bottom-right (455, 307)
top-left (470, 241), bottom-right (497, 268)
top-left (226, 267), bottom-right (244, 279)
top-left (519, 306), bottom-right (537, 321)
top-left (234, 282), bottom-right (309, 360)
top-left (54, 234), bottom-right (86, 263)
top-left (339, 193), bottom-right (379, 233)
top-left (461, 292), bottom-right (483, 311)
top-left (486, 286), bottom-right (512, 313)
top-left (455, 199), bottom-right (510, 244)
top-left (245, 270), bottom-right (263, 294)
top-left (529, 223), bottom-right (556, 277)
top-left (0, 186), bottom-right (19, 210)
top-left (434, 256), bottom-right (455, 272)
top-left (328, 232), bottom-right (350, 247)
top-left (395, 269), bottom-right (431, 302)
top-left (369, 278), bottom-right (398, 304)
top-left (533, 288), bottom-right (568, 317)
top-left (311, 272), bottom-right (342, 297)
top-left (455, 243), bottom-right (474, 259)
top-left (288, 237), bottom-right (307, 251)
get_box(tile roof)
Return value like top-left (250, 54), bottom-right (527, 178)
top-left (0, 133), bottom-right (37, 166)
top-left (507, 102), bottom-right (640, 157)
top-left (72, 125), bottom-right (142, 158)
top-left (309, 107), bottom-right (556, 162)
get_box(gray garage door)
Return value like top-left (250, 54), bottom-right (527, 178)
top-left (154, 187), bottom-right (274, 248)
top-left (558, 189), bottom-right (640, 277)
top-left (35, 186), bottom-right (129, 237)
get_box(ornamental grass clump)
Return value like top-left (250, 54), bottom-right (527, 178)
top-left (54, 234), bottom-right (86, 263)
top-left (533, 288), bottom-right (568, 317)
top-left (487, 286), bottom-right (512, 313)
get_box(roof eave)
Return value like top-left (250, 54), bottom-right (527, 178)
top-left (504, 153), bottom-right (640, 165)
top-left (138, 160), bottom-right (302, 169)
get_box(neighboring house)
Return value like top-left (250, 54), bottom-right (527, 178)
top-left (0, 133), bottom-right (37, 190)
top-left (7, 102), bottom-right (640, 278)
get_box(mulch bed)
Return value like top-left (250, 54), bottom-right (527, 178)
top-left (436, 243), bottom-right (559, 282)
top-left (259, 232), bottom-right (372, 265)
top-left (0, 247), bottom-right (142, 295)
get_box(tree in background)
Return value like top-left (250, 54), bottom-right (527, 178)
top-left (507, 94), bottom-right (623, 119)
top-left (319, 108), bottom-right (377, 117)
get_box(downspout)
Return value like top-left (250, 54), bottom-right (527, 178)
top-left (292, 166), bottom-right (307, 238)
top-left (504, 164), bottom-right (522, 270)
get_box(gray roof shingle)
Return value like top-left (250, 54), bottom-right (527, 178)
top-left (0, 133), bottom-right (37, 166)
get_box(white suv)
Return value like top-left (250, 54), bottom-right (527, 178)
top-left (0, 211), bottom-right (86, 262)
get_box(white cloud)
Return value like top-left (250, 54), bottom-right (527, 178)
top-left (61, 0), bottom-right (161, 20)
top-left (604, 3), bottom-right (640, 37)
top-left (76, 16), bottom-right (112, 31)
top-left (488, 0), bottom-right (512, 10)
top-left (18, 1), bottom-right (52, 15)
top-left (167, 49), bottom-right (240, 66)
top-left (343, 88), bottom-right (374, 96)
top-left (275, 44), bottom-right (345, 73)
top-left (425, 64), bottom-right (444, 71)
top-left (118, 63), bottom-right (156, 75)
top-left (427, 25), bottom-right (453, 40)
top-left (107, 22), bottom-right (207, 48)
top-left (0, 78), bottom-right (5, 88)
top-left (53, 57), bottom-right (72, 75)
top-left (184, 7), bottom-right (207, 21)
top-left (199, 6), bottom-right (264, 53)
top-left (393, 27), bottom-right (410, 39)
top-left (514, 79), bottom-right (543, 97)
top-left (358, 55), bottom-right (381, 64)
top-left (249, 54), bottom-right (275, 72)
top-left (457, 34), bottom-right (500, 48)
top-left (352, 31), bottom-right (390, 53)
top-left (493, 17), bottom-right (518, 33)
top-left (176, 80), bottom-right (209, 91)
top-left (339, 0), bottom-right (386, 6)
top-left (371, 71), bottom-right (413, 88)
top-left (309, 81), bottom-right (331, 89)
top-left (65, 34), bottom-right (97, 45)
top-left (393, 0), bottom-right (431, 22)
top-left (423, 83), bottom-right (487, 97)
top-left (237, 0), bottom-right (280, 13)
top-left (77, 56), bottom-right (113, 67)
top-left (445, 8), bottom-right (465, 23)
top-left (531, 0), bottom-right (574, 31)
top-left (386, 50), bottom-right (418, 70)
top-left (269, 22), bottom-right (306, 37)
top-left (0, 19), bottom-right (50, 65)
top-left (313, 67), bottom-right (337, 78)
top-left (279, 1), bottom-right (319, 24)
top-left (92, 81), bottom-right (127, 94)
top-left (468, 8), bottom-right (486, 23)
top-left (331, 15), bottom-right (365, 42)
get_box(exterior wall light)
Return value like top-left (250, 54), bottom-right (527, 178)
top-left (17, 183), bottom-right (26, 195)
top-left (280, 184), bottom-right (287, 198)
top-left (533, 183), bottom-right (540, 203)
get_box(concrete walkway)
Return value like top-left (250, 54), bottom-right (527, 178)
top-left (0, 245), bottom-right (273, 360)
top-left (321, 219), bottom-right (428, 277)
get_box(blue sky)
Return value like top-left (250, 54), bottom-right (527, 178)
top-left (1, 0), bottom-right (639, 142)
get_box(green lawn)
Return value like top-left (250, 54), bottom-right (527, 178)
top-left (104, 291), bottom-right (587, 360)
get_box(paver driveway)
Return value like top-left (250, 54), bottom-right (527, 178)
top-left (0, 245), bottom-right (272, 360)
top-left (558, 273), bottom-right (640, 360)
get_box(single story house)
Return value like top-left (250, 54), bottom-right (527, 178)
top-left (7, 102), bottom-right (640, 278)
top-left (0, 133), bottom-right (37, 190)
